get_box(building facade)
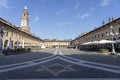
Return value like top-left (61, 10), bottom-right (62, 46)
top-left (0, 17), bottom-right (43, 50)
top-left (0, 6), bottom-right (43, 50)
top-left (71, 17), bottom-right (120, 49)
top-left (43, 39), bottom-right (71, 48)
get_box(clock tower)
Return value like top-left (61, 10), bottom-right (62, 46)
top-left (20, 6), bottom-right (30, 33)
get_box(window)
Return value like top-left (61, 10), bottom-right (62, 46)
top-left (6, 32), bottom-right (8, 36)
top-left (112, 29), bottom-right (114, 34)
top-left (119, 27), bottom-right (120, 34)
top-left (12, 33), bottom-right (13, 36)
top-left (106, 31), bottom-right (108, 34)
top-left (11, 31), bottom-right (13, 36)
top-left (95, 35), bottom-right (96, 39)
top-left (101, 33), bottom-right (104, 37)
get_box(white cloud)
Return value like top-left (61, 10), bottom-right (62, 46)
top-left (56, 9), bottom-right (69, 15)
top-left (33, 16), bottom-right (39, 22)
top-left (101, 0), bottom-right (110, 7)
top-left (0, 0), bottom-right (12, 9)
top-left (57, 22), bottom-right (73, 26)
top-left (78, 13), bottom-right (91, 19)
top-left (74, 0), bottom-right (81, 9)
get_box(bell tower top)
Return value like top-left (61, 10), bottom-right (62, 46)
top-left (20, 6), bottom-right (30, 33)
top-left (24, 6), bottom-right (27, 10)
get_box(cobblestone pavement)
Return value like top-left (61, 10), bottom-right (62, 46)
top-left (60, 49), bottom-right (120, 66)
top-left (0, 48), bottom-right (120, 80)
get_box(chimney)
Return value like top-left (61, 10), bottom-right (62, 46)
top-left (108, 17), bottom-right (111, 23)
top-left (102, 21), bottom-right (105, 25)
top-left (112, 16), bottom-right (115, 21)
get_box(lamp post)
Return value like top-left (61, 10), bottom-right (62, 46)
top-left (0, 26), bottom-right (5, 53)
top-left (109, 26), bottom-right (118, 55)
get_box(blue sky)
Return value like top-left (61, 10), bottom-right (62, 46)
top-left (0, 0), bottom-right (120, 40)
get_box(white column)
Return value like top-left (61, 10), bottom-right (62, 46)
top-left (9, 37), bottom-right (12, 49)
top-left (7, 39), bottom-right (10, 49)
top-left (22, 40), bottom-right (24, 48)
top-left (16, 40), bottom-right (19, 49)
top-left (2, 40), bottom-right (4, 49)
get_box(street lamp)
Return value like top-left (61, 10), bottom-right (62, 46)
top-left (0, 26), bottom-right (5, 53)
top-left (109, 26), bottom-right (118, 55)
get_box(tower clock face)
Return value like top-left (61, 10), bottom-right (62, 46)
top-left (21, 22), bottom-right (26, 26)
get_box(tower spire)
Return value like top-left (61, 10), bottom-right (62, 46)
top-left (24, 6), bottom-right (27, 10)
top-left (20, 6), bottom-right (30, 33)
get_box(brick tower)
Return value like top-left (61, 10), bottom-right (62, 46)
top-left (20, 6), bottom-right (30, 33)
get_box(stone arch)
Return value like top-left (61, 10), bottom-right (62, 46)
top-left (4, 39), bottom-right (14, 49)
top-left (4, 40), bottom-right (8, 49)
top-left (14, 41), bottom-right (20, 49)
